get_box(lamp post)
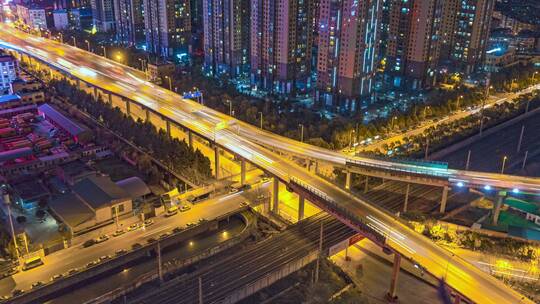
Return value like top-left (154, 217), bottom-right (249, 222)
top-left (456, 95), bottom-right (463, 111)
top-left (423, 106), bottom-right (430, 118)
top-left (84, 40), bottom-right (90, 51)
top-left (349, 129), bottom-right (356, 149)
top-left (101, 45), bottom-right (107, 58)
top-left (71, 36), bottom-right (76, 47)
top-left (164, 76), bottom-right (172, 91)
top-left (225, 100), bottom-right (232, 116)
top-left (58, 32), bottom-right (63, 43)
top-left (391, 116), bottom-right (397, 130)
top-left (299, 124), bottom-right (304, 143)
top-left (501, 156), bottom-right (508, 174)
top-left (258, 112), bottom-right (263, 129)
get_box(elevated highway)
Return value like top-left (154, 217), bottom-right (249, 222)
top-left (0, 24), bottom-right (534, 303)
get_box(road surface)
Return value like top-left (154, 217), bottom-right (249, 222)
top-left (0, 25), bottom-right (534, 303)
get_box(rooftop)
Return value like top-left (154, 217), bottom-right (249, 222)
top-left (49, 193), bottom-right (94, 229)
top-left (116, 176), bottom-right (151, 199)
top-left (38, 104), bottom-right (89, 137)
top-left (73, 175), bottom-right (129, 210)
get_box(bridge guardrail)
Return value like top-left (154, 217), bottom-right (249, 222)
top-left (290, 177), bottom-right (386, 245)
top-left (346, 158), bottom-right (449, 178)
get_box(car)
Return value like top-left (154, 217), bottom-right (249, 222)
top-left (22, 257), bottom-right (44, 271)
top-left (31, 281), bottom-right (44, 289)
top-left (128, 223), bottom-right (140, 231)
top-left (261, 176), bottom-right (270, 182)
top-left (131, 243), bottom-right (143, 250)
top-left (11, 289), bottom-right (24, 297)
top-left (86, 261), bottom-right (98, 268)
top-left (95, 235), bottom-right (109, 243)
top-left (144, 219), bottom-right (154, 227)
top-left (229, 188), bottom-right (239, 194)
top-left (186, 222), bottom-right (196, 228)
top-left (172, 226), bottom-right (184, 234)
top-left (240, 201), bottom-right (249, 207)
top-left (99, 255), bottom-right (111, 262)
top-left (50, 274), bottom-right (63, 281)
top-left (159, 232), bottom-right (171, 240)
top-left (237, 184), bottom-right (251, 191)
top-left (147, 238), bottom-right (157, 244)
top-left (165, 207), bottom-right (178, 217)
top-left (198, 218), bottom-right (207, 224)
top-left (179, 205), bottom-right (191, 212)
top-left (82, 239), bottom-right (96, 248)
top-left (115, 249), bottom-right (127, 256)
top-left (112, 229), bottom-right (125, 237)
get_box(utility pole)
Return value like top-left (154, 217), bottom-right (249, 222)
top-left (517, 125), bottom-right (525, 153)
top-left (3, 192), bottom-right (19, 261)
top-left (315, 222), bottom-right (323, 283)
top-left (157, 242), bottom-right (163, 282)
top-left (522, 151), bottom-right (529, 170)
top-left (424, 138), bottom-right (429, 160)
top-left (465, 150), bottom-right (471, 170)
top-left (258, 112), bottom-right (263, 129)
top-left (198, 276), bottom-right (203, 304)
top-left (299, 124), bottom-right (304, 143)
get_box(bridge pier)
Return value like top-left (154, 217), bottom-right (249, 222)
top-left (272, 177), bottom-right (279, 213)
top-left (93, 86), bottom-right (98, 101)
top-left (492, 194), bottom-right (504, 225)
top-left (214, 145), bottom-right (220, 179)
top-left (453, 294), bottom-right (462, 304)
top-left (364, 176), bottom-right (369, 193)
top-left (124, 98), bottom-right (131, 116)
top-left (240, 159), bottom-right (246, 186)
top-left (298, 196), bottom-right (305, 221)
top-left (145, 109), bottom-right (151, 122)
top-left (107, 92), bottom-right (113, 105)
top-left (345, 171), bottom-right (352, 190)
top-left (166, 120), bottom-right (171, 137)
top-left (387, 253), bottom-right (401, 302)
top-left (403, 183), bottom-right (410, 212)
top-left (188, 130), bottom-right (193, 148)
top-left (439, 186), bottom-right (449, 213)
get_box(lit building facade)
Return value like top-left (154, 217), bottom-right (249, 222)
top-left (315, 0), bottom-right (381, 112)
top-left (91, 0), bottom-right (116, 32)
top-left (114, 0), bottom-right (144, 46)
top-left (202, 0), bottom-right (250, 76)
top-left (250, 0), bottom-right (314, 96)
top-left (143, 0), bottom-right (191, 58)
top-left (0, 55), bottom-right (18, 95)
top-left (385, 0), bottom-right (444, 90)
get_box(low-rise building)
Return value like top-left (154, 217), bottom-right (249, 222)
top-left (10, 79), bottom-right (43, 94)
top-left (0, 54), bottom-right (18, 95)
top-left (38, 104), bottom-right (93, 144)
top-left (49, 175), bottom-right (133, 235)
top-left (57, 160), bottom-right (97, 186)
top-left (147, 61), bottom-right (175, 84)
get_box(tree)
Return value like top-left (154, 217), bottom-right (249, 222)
top-left (16, 216), bottom-right (26, 224)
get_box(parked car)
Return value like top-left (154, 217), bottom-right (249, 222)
top-left (144, 219), bottom-right (154, 227)
top-left (113, 229), bottom-right (125, 237)
top-left (99, 255), bottom-right (111, 262)
top-left (115, 249), bottom-right (127, 256)
top-left (179, 205), bottom-right (191, 212)
top-left (159, 232), bottom-right (171, 240)
top-left (172, 226), bottom-right (184, 234)
top-left (11, 289), bottom-right (24, 297)
top-left (31, 281), bottom-right (44, 289)
top-left (95, 235), bottom-right (109, 243)
top-left (83, 239), bottom-right (96, 248)
top-left (128, 223), bottom-right (140, 231)
top-left (86, 261), bottom-right (98, 268)
top-left (66, 268), bottom-right (79, 276)
top-left (186, 222), bottom-right (196, 228)
top-left (146, 238), bottom-right (157, 244)
top-left (50, 274), bottom-right (63, 281)
top-left (131, 243), bottom-right (143, 250)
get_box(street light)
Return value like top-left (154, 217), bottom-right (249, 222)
top-left (101, 45), bottom-right (107, 58)
top-left (115, 53), bottom-right (123, 63)
top-left (71, 36), bottom-right (76, 47)
top-left (349, 129), bottom-right (356, 149)
top-left (423, 106), bottom-right (430, 118)
top-left (299, 124), bottom-right (304, 143)
top-left (391, 116), bottom-right (398, 130)
top-left (85, 39), bottom-right (90, 51)
top-left (258, 112), bottom-right (263, 129)
top-left (225, 100), bottom-right (232, 116)
top-left (501, 156), bottom-right (508, 174)
top-left (164, 76), bottom-right (172, 91)
top-left (58, 32), bottom-right (63, 43)
top-left (457, 95), bottom-right (463, 111)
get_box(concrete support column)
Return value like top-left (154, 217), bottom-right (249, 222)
top-left (387, 253), bottom-right (401, 301)
top-left (188, 131), bottom-right (193, 148)
top-left (166, 121), bottom-right (171, 137)
top-left (272, 177), bottom-right (279, 213)
top-left (125, 99), bottom-right (131, 116)
top-left (107, 93), bottom-right (112, 105)
top-left (145, 109), bottom-right (151, 122)
top-left (403, 184), bottom-right (410, 213)
top-left (214, 145), bottom-right (220, 179)
top-left (298, 196), bottom-right (305, 221)
top-left (492, 194), bottom-right (504, 225)
top-left (439, 186), bottom-right (449, 213)
top-left (453, 294), bottom-right (462, 304)
top-left (345, 171), bottom-right (352, 190)
top-left (93, 87), bottom-right (98, 101)
top-left (314, 161), bottom-right (319, 175)
top-left (364, 176), bottom-right (369, 193)
top-left (76, 79), bottom-right (81, 88)
top-left (240, 159), bottom-right (246, 186)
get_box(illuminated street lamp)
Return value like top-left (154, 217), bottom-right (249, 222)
top-left (391, 116), bottom-right (398, 130)
top-left (299, 124), bottom-right (304, 143)
top-left (101, 45), bottom-right (107, 58)
top-left (164, 76), bottom-right (172, 91)
top-left (58, 32), bottom-right (63, 43)
top-left (84, 39), bottom-right (90, 51)
top-left (456, 95), bottom-right (463, 111)
top-left (501, 156), bottom-right (508, 174)
top-left (115, 53), bottom-right (123, 63)
top-left (225, 100), bottom-right (232, 116)
top-left (258, 112), bottom-right (263, 129)
top-left (71, 36), bottom-right (76, 47)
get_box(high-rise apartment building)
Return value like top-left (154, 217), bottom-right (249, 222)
top-left (91, 0), bottom-right (115, 32)
top-left (114, 0), bottom-right (144, 46)
top-left (0, 54), bottom-right (18, 95)
top-left (143, 0), bottom-right (191, 58)
top-left (315, 0), bottom-right (381, 112)
top-left (385, 0), bottom-right (444, 90)
top-left (449, 0), bottom-right (494, 74)
top-left (250, 0), bottom-right (314, 96)
top-left (202, 0), bottom-right (250, 76)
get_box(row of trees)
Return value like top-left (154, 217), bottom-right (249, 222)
top-left (377, 90), bottom-right (540, 158)
top-left (50, 79), bottom-right (212, 184)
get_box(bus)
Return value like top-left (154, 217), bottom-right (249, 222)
top-left (22, 256), bottom-right (44, 271)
